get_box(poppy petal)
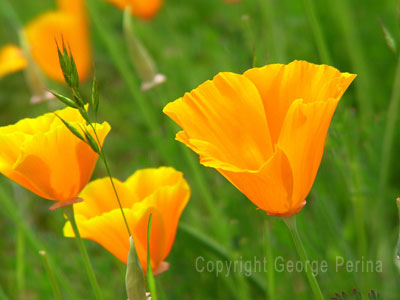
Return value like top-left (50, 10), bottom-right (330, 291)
top-left (164, 72), bottom-right (274, 171)
top-left (13, 122), bottom-right (110, 201)
top-left (136, 174), bottom-right (190, 261)
top-left (219, 147), bottom-right (295, 215)
top-left (0, 45), bottom-right (27, 78)
top-left (24, 11), bottom-right (90, 82)
top-left (244, 60), bottom-right (356, 144)
top-left (278, 98), bottom-right (340, 205)
top-left (64, 209), bottom-right (135, 263)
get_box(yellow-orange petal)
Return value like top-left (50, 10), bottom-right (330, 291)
top-left (64, 206), bottom-right (166, 270)
top-left (24, 11), bottom-right (90, 83)
top-left (57, 0), bottom-right (86, 17)
top-left (0, 44), bottom-right (27, 78)
top-left (73, 177), bottom-right (139, 219)
top-left (0, 107), bottom-right (87, 199)
top-left (124, 167), bottom-right (186, 201)
top-left (129, 169), bottom-right (190, 261)
top-left (106, 0), bottom-right (163, 19)
top-left (244, 61), bottom-right (356, 144)
top-left (0, 132), bottom-right (49, 199)
top-left (219, 147), bottom-right (296, 215)
top-left (0, 106), bottom-right (83, 136)
top-left (164, 72), bottom-right (274, 172)
top-left (277, 98), bottom-right (339, 208)
top-left (64, 209), bottom-right (136, 263)
top-left (66, 166), bottom-right (189, 270)
top-left (12, 121), bottom-right (110, 201)
top-left (131, 205), bottom-right (166, 271)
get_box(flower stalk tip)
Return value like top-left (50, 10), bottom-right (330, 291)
top-left (126, 237), bottom-right (147, 300)
top-left (123, 7), bottom-right (166, 91)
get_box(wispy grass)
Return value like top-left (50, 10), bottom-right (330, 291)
top-left (328, 0), bottom-right (374, 120)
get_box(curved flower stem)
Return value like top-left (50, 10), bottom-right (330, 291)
top-left (63, 206), bottom-right (103, 300)
top-left (281, 215), bottom-right (324, 300)
top-left (88, 123), bottom-right (132, 237)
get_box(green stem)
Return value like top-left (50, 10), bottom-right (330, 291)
top-left (349, 159), bottom-right (367, 258)
top-left (16, 225), bottom-right (25, 297)
top-left (264, 221), bottom-right (275, 300)
top-left (282, 216), bottom-right (324, 300)
top-left (146, 215), bottom-right (158, 300)
top-left (378, 55), bottom-right (400, 209)
top-left (63, 206), bottom-right (103, 300)
top-left (302, 0), bottom-right (332, 64)
top-left (88, 123), bottom-right (132, 237)
top-left (101, 151), bottom-right (132, 237)
top-left (39, 250), bottom-right (64, 300)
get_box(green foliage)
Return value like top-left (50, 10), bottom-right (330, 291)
top-left (0, 0), bottom-right (399, 299)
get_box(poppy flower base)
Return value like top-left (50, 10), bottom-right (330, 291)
top-left (49, 197), bottom-right (83, 210)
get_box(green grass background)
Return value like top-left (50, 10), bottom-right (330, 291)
top-left (0, 0), bottom-right (400, 299)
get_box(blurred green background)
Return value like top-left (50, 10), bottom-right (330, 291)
top-left (1, 0), bottom-right (400, 299)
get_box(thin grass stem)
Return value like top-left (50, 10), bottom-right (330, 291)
top-left (89, 123), bottom-right (132, 237)
top-left (16, 226), bottom-right (25, 297)
top-left (328, 0), bottom-right (373, 120)
top-left (258, 0), bottom-right (286, 63)
top-left (39, 250), bottom-right (64, 300)
top-left (63, 206), bottom-right (103, 300)
top-left (302, 0), bottom-right (332, 64)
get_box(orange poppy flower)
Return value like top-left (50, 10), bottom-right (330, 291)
top-left (24, 0), bottom-right (90, 83)
top-left (163, 60), bottom-right (356, 216)
top-left (106, 0), bottom-right (163, 19)
top-left (0, 107), bottom-right (110, 206)
top-left (0, 44), bottom-right (27, 78)
top-left (64, 167), bottom-right (190, 273)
